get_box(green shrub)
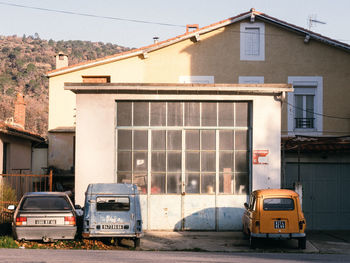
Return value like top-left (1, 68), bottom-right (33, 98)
top-left (0, 182), bottom-right (17, 203)
top-left (5, 87), bottom-right (14, 96)
top-left (0, 182), bottom-right (17, 224)
top-left (0, 236), bottom-right (18, 248)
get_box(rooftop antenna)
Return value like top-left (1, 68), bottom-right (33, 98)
top-left (308, 15), bottom-right (326, 30)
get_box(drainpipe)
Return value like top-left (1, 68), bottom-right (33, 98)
top-left (281, 141), bottom-right (285, 188)
top-left (295, 138), bottom-right (303, 208)
top-left (297, 139), bottom-right (301, 182)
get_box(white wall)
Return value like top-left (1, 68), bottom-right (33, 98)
top-left (252, 96), bottom-right (281, 190)
top-left (74, 91), bottom-right (282, 208)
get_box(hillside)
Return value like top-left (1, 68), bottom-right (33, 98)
top-left (0, 34), bottom-right (131, 137)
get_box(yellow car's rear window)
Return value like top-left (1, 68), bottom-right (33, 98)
top-left (263, 198), bottom-right (294, 211)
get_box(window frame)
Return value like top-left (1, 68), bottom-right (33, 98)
top-left (287, 76), bottom-right (323, 135)
top-left (240, 22), bottom-right (265, 61)
top-left (96, 196), bottom-right (130, 212)
top-left (20, 196), bottom-right (73, 211)
top-left (115, 101), bottom-right (251, 195)
top-left (263, 198), bottom-right (295, 211)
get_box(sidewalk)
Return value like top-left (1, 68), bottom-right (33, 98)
top-left (140, 231), bottom-right (350, 254)
top-left (307, 231), bottom-right (350, 254)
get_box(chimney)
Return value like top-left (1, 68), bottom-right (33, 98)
top-left (14, 92), bottom-right (26, 129)
top-left (153, 36), bottom-right (159, 44)
top-left (186, 24), bottom-right (199, 33)
top-left (55, 52), bottom-right (68, 69)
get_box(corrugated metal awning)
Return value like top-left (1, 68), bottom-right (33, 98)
top-left (282, 135), bottom-right (350, 153)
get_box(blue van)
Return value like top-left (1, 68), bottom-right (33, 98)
top-left (82, 183), bottom-right (143, 247)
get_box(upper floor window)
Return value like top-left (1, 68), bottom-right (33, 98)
top-left (294, 92), bottom-right (315, 129)
top-left (240, 22), bottom-right (265, 61)
top-left (287, 77), bottom-right (323, 135)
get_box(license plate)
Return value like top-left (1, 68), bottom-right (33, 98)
top-left (101, 224), bottom-right (125, 230)
top-left (274, 220), bottom-right (285, 229)
top-left (35, 220), bottom-right (56, 225)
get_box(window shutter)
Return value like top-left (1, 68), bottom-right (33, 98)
top-left (245, 28), bottom-right (260, 56)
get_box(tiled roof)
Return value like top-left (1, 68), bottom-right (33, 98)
top-left (47, 9), bottom-right (350, 77)
top-left (0, 121), bottom-right (44, 142)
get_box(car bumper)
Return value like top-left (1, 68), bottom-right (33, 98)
top-left (82, 232), bottom-right (144, 238)
top-left (14, 226), bottom-right (76, 241)
top-left (251, 233), bottom-right (306, 239)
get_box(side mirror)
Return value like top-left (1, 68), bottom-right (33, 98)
top-left (244, 203), bottom-right (249, 210)
top-left (75, 205), bottom-right (82, 210)
top-left (7, 205), bottom-right (16, 210)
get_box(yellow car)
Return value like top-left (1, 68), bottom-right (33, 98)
top-left (242, 189), bottom-right (306, 249)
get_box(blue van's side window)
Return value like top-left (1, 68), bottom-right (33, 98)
top-left (96, 196), bottom-right (130, 211)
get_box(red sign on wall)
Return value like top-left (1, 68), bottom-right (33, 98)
top-left (253, 150), bottom-right (269, 165)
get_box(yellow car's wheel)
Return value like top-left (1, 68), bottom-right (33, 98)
top-left (249, 234), bottom-right (257, 249)
top-left (298, 237), bottom-right (306, 249)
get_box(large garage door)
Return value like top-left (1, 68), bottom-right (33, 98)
top-left (284, 163), bottom-right (350, 230)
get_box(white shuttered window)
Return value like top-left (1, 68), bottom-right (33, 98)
top-left (240, 22), bottom-right (265, 61)
top-left (245, 28), bottom-right (260, 56)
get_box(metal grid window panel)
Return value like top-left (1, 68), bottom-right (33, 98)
top-left (184, 129), bottom-right (215, 194)
top-left (116, 101), bottom-right (250, 195)
top-left (151, 129), bottom-right (183, 194)
top-left (217, 103), bottom-right (249, 195)
top-left (116, 129), bottom-right (148, 193)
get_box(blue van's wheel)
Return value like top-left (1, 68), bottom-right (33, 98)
top-left (134, 238), bottom-right (140, 248)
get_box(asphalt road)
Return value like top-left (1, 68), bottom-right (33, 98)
top-left (0, 249), bottom-right (350, 263)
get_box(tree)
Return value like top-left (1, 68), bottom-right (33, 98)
top-left (26, 63), bottom-right (36, 73)
top-left (14, 46), bottom-right (22, 52)
top-left (15, 59), bottom-right (25, 70)
top-left (5, 87), bottom-right (15, 95)
top-left (7, 53), bottom-right (16, 68)
top-left (1, 47), bottom-right (9, 54)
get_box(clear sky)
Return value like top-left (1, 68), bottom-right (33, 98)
top-left (0, 0), bottom-right (349, 48)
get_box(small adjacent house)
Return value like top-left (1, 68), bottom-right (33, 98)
top-left (47, 9), bottom-right (350, 230)
top-left (0, 93), bottom-right (46, 176)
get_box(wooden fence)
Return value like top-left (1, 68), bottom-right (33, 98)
top-left (0, 171), bottom-right (53, 223)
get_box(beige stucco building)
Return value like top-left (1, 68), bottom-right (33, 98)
top-left (47, 9), bottom-right (350, 230)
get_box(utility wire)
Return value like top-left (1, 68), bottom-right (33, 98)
top-left (1, 1), bottom-right (349, 43)
top-left (0, 1), bottom-right (186, 28)
top-left (284, 100), bottom-right (350, 120)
